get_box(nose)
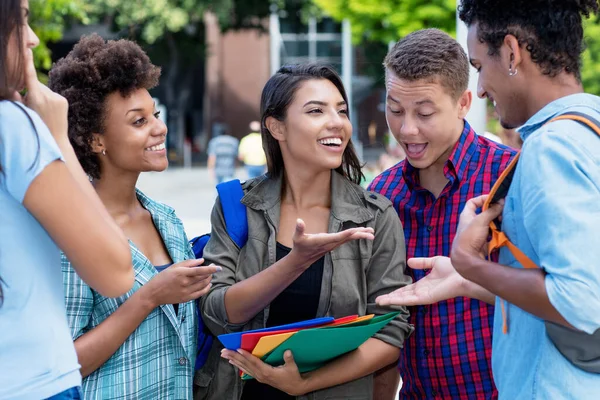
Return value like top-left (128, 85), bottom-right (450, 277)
top-left (326, 110), bottom-right (345, 130)
top-left (400, 116), bottom-right (419, 137)
top-left (153, 115), bottom-right (168, 137)
top-left (477, 76), bottom-right (486, 99)
top-left (26, 26), bottom-right (40, 49)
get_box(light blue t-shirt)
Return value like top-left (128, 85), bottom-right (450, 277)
top-left (493, 93), bottom-right (600, 399)
top-left (207, 135), bottom-right (239, 179)
top-left (0, 101), bottom-right (81, 399)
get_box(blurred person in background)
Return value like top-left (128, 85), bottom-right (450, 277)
top-left (207, 125), bottom-right (239, 185)
top-left (239, 120), bottom-right (267, 179)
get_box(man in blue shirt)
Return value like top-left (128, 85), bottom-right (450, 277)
top-left (377, 0), bottom-right (600, 398)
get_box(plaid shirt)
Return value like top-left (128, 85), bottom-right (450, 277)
top-left (63, 190), bottom-right (197, 400)
top-left (369, 122), bottom-right (516, 399)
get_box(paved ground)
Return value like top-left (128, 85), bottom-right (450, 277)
top-left (136, 166), bottom-right (246, 238)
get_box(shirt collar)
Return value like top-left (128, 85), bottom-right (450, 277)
top-left (518, 93), bottom-right (599, 141)
top-left (401, 120), bottom-right (479, 188)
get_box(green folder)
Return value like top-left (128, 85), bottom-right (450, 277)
top-left (241, 312), bottom-right (399, 380)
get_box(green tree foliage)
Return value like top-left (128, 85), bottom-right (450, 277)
top-left (582, 18), bottom-right (600, 96)
top-left (312, 0), bottom-right (600, 95)
top-left (313, 0), bottom-right (456, 44)
top-left (29, 0), bottom-right (89, 71)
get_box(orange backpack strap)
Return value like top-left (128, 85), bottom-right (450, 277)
top-left (484, 111), bottom-right (600, 334)
top-left (549, 111), bottom-right (600, 138)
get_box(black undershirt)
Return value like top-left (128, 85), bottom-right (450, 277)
top-left (241, 242), bottom-right (324, 400)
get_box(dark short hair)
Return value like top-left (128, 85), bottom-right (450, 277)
top-left (260, 63), bottom-right (363, 185)
top-left (48, 34), bottom-right (161, 179)
top-left (384, 28), bottom-right (470, 99)
top-left (458, 0), bottom-right (599, 79)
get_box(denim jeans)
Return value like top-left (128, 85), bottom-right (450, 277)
top-left (46, 387), bottom-right (82, 400)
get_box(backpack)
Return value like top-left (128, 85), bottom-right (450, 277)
top-left (189, 179), bottom-right (248, 371)
top-left (483, 111), bottom-right (600, 373)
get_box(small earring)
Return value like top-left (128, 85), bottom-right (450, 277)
top-left (508, 66), bottom-right (518, 76)
top-left (101, 149), bottom-right (106, 156)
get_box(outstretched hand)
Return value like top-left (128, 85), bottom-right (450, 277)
top-left (289, 218), bottom-right (374, 267)
top-left (376, 256), bottom-right (468, 306)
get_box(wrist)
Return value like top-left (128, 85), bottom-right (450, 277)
top-left (284, 250), bottom-right (312, 272)
top-left (295, 373), bottom-right (314, 396)
top-left (137, 283), bottom-right (159, 310)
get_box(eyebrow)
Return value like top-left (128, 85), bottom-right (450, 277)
top-left (126, 102), bottom-right (156, 115)
top-left (386, 94), bottom-right (399, 103)
top-left (303, 100), bottom-right (347, 107)
top-left (415, 99), bottom-right (435, 106)
top-left (387, 95), bottom-right (433, 106)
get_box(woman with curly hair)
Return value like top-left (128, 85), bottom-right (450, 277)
top-left (0, 1), bottom-right (133, 398)
top-left (48, 34), bottom-right (218, 399)
top-left (380, 0), bottom-right (600, 398)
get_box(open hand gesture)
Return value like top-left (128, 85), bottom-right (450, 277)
top-left (289, 219), bottom-right (374, 268)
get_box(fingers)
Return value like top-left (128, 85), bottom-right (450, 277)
top-left (186, 264), bottom-right (222, 277)
top-left (330, 227), bottom-right (375, 243)
top-left (407, 257), bottom-right (437, 271)
top-left (376, 285), bottom-right (422, 307)
top-left (8, 90), bottom-right (23, 102)
top-left (479, 201), bottom-right (504, 224)
top-left (464, 195), bottom-right (490, 212)
top-left (22, 49), bottom-right (39, 97)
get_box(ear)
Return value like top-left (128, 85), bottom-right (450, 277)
top-left (457, 89), bottom-right (473, 119)
top-left (91, 133), bottom-right (105, 154)
top-left (265, 116), bottom-right (286, 142)
top-left (503, 34), bottom-right (522, 70)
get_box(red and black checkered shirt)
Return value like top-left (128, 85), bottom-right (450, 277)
top-left (369, 121), bottom-right (517, 399)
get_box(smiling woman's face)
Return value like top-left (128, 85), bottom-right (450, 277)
top-left (273, 78), bottom-right (353, 172)
top-left (96, 88), bottom-right (168, 176)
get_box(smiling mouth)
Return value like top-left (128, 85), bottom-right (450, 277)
top-left (318, 137), bottom-right (342, 147)
top-left (145, 143), bottom-right (165, 151)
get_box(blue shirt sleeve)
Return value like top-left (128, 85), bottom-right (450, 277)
top-left (519, 121), bottom-right (600, 333)
top-left (0, 101), bottom-right (63, 203)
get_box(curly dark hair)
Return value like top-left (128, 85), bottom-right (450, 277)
top-left (384, 28), bottom-right (469, 100)
top-left (48, 34), bottom-right (161, 179)
top-left (458, 0), bottom-right (599, 79)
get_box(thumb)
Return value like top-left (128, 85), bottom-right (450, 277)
top-left (294, 219), bottom-right (306, 237)
top-left (407, 257), bottom-right (437, 271)
top-left (478, 201), bottom-right (504, 225)
top-left (283, 350), bottom-right (296, 366)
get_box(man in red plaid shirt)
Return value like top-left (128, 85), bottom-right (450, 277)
top-left (369, 29), bottom-right (517, 399)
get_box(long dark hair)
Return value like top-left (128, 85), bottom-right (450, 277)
top-left (0, 0), bottom-right (24, 100)
top-left (0, 0), bottom-right (30, 306)
top-left (260, 63), bottom-right (364, 185)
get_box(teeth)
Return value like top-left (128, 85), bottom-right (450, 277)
top-left (318, 138), bottom-right (342, 146)
top-left (146, 143), bottom-right (165, 151)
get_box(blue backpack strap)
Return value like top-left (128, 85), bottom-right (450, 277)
top-left (216, 179), bottom-right (248, 249)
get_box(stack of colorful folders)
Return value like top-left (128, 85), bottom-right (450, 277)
top-left (217, 311), bottom-right (399, 380)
